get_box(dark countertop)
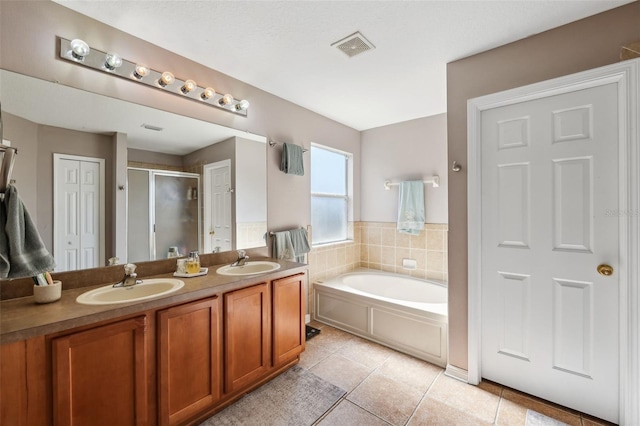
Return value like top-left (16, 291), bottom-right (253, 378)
top-left (0, 258), bottom-right (308, 345)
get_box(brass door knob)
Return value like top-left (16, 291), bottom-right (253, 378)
top-left (597, 264), bottom-right (614, 276)
top-left (209, 230), bottom-right (215, 235)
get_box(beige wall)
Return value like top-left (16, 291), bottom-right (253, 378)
top-left (361, 114), bottom-right (448, 224)
top-left (2, 112), bottom-right (115, 257)
top-left (446, 1), bottom-right (640, 370)
top-left (0, 0), bottom-right (361, 240)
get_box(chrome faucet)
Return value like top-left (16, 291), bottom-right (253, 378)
top-left (113, 263), bottom-right (143, 288)
top-left (231, 250), bottom-right (249, 267)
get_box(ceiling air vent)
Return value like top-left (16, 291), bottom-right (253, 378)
top-left (332, 31), bottom-right (375, 58)
top-left (141, 123), bottom-right (163, 131)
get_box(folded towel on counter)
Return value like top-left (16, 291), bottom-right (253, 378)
top-left (289, 228), bottom-right (310, 263)
top-left (280, 143), bottom-right (305, 176)
top-left (272, 231), bottom-right (296, 261)
top-left (0, 185), bottom-right (56, 278)
top-left (397, 181), bottom-right (425, 235)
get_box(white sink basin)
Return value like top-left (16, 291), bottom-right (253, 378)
top-left (76, 278), bottom-right (185, 305)
top-left (216, 261), bottom-right (281, 276)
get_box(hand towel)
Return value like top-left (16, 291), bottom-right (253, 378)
top-left (280, 143), bottom-right (305, 176)
top-left (397, 181), bottom-right (425, 235)
top-left (289, 228), bottom-right (310, 263)
top-left (0, 185), bottom-right (56, 278)
top-left (272, 231), bottom-right (296, 261)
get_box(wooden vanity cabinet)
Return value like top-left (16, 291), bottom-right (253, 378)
top-left (157, 296), bottom-right (222, 426)
top-left (272, 274), bottom-right (306, 366)
top-left (223, 282), bottom-right (271, 393)
top-left (0, 337), bottom-right (48, 426)
top-left (51, 315), bottom-right (149, 426)
top-left (0, 269), bottom-right (307, 426)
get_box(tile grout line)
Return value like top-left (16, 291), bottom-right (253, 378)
top-left (403, 369), bottom-right (445, 425)
top-left (494, 388), bottom-right (505, 426)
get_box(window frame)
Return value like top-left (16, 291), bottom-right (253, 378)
top-left (310, 143), bottom-right (352, 246)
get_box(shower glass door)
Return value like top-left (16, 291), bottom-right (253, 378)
top-left (153, 172), bottom-right (200, 259)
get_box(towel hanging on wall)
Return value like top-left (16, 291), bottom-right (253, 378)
top-left (280, 143), bottom-right (305, 176)
top-left (0, 185), bottom-right (56, 278)
top-left (397, 181), bottom-right (425, 235)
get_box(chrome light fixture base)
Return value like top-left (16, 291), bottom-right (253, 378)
top-left (59, 37), bottom-right (249, 117)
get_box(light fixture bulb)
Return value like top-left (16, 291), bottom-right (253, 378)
top-left (219, 94), bottom-right (234, 106)
top-left (181, 79), bottom-right (197, 94)
top-left (235, 99), bottom-right (250, 111)
top-left (69, 39), bottom-right (90, 60)
top-left (133, 64), bottom-right (150, 79)
top-left (158, 71), bottom-right (175, 87)
top-left (104, 53), bottom-right (123, 71)
top-left (201, 87), bottom-right (215, 100)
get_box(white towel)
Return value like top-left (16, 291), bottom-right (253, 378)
top-left (397, 181), bottom-right (425, 235)
top-left (0, 185), bottom-right (56, 278)
top-left (272, 231), bottom-right (296, 261)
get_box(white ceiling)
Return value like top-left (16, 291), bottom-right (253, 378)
top-left (55, 0), bottom-right (633, 131)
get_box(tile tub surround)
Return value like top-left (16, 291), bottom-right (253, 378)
top-left (303, 322), bottom-right (613, 426)
top-left (308, 222), bottom-right (448, 283)
top-left (307, 222), bottom-right (447, 318)
top-left (359, 222), bottom-right (448, 282)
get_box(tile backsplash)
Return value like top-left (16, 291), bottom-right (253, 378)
top-left (308, 221), bottom-right (448, 286)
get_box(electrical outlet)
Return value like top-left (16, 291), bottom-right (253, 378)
top-left (402, 258), bottom-right (417, 270)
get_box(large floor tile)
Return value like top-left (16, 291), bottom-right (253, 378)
top-left (347, 372), bottom-right (424, 426)
top-left (338, 336), bottom-right (394, 369)
top-left (496, 398), bottom-right (528, 425)
top-left (299, 340), bottom-right (333, 370)
top-left (317, 400), bottom-right (391, 426)
top-left (375, 351), bottom-right (442, 393)
top-left (306, 326), bottom-right (356, 353)
top-left (426, 374), bottom-right (500, 424)
top-left (407, 396), bottom-right (493, 426)
top-left (310, 354), bottom-right (373, 392)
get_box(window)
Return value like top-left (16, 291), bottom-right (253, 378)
top-left (311, 144), bottom-right (352, 245)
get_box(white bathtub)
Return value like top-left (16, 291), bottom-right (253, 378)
top-left (313, 269), bottom-right (448, 367)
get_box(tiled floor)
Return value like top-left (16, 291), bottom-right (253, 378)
top-left (302, 322), bottom-right (614, 426)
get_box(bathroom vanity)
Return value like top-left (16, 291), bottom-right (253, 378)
top-left (0, 259), bottom-right (307, 426)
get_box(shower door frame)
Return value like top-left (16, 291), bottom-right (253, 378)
top-left (128, 167), bottom-right (201, 261)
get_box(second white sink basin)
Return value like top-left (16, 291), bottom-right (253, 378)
top-left (216, 261), bottom-right (281, 276)
top-left (76, 278), bottom-right (185, 305)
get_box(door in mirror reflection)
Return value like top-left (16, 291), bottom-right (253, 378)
top-left (53, 153), bottom-right (105, 272)
top-left (203, 160), bottom-right (232, 253)
top-left (127, 169), bottom-right (200, 262)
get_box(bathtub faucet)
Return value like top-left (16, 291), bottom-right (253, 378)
top-left (231, 250), bottom-right (249, 267)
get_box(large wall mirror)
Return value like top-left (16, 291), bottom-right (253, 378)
top-left (0, 70), bottom-right (267, 272)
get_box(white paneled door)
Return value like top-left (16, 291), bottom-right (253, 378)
top-left (203, 160), bottom-right (232, 253)
top-left (479, 82), bottom-right (620, 421)
top-left (54, 154), bottom-right (105, 271)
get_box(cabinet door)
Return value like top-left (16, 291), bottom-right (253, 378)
top-left (224, 282), bottom-right (270, 393)
top-left (52, 316), bottom-right (148, 426)
top-left (158, 297), bottom-right (221, 426)
top-left (272, 274), bottom-right (306, 366)
top-left (0, 337), bottom-right (48, 426)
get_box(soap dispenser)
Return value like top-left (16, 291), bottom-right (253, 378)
top-left (187, 251), bottom-right (200, 274)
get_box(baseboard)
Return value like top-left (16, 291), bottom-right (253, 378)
top-left (444, 364), bottom-right (468, 383)
top-left (305, 314), bottom-right (310, 324)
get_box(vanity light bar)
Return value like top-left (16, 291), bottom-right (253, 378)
top-left (58, 37), bottom-right (249, 117)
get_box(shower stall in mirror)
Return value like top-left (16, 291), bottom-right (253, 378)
top-left (127, 168), bottom-right (200, 262)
